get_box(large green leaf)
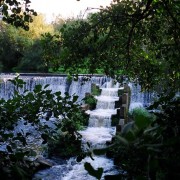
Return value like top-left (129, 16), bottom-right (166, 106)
top-left (84, 162), bottom-right (103, 180)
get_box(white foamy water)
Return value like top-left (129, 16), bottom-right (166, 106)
top-left (33, 79), bottom-right (122, 180)
top-left (80, 127), bottom-right (116, 149)
top-left (129, 82), bottom-right (156, 108)
top-left (96, 95), bottom-right (119, 102)
top-left (0, 74), bottom-right (109, 101)
top-left (62, 156), bottom-right (118, 180)
top-left (96, 101), bottom-right (115, 109)
top-left (86, 109), bottom-right (117, 116)
top-left (31, 78), bottom-right (157, 180)
top-left (129, 102), bottom-right (144, 112)
top-left (95, 95), bottom-right (119, 109)
top-left (33, 156), bottom-right (118, 180)
top-left (61, 82), bottom-right (121, 178)
top-left (87, 109), bottom-right (117, 128)
top-left (101, 88), bottom-right (119, 97)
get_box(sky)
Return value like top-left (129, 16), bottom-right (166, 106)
top-left (30, 0), bottom-right (112, 22)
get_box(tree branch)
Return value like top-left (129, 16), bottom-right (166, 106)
top-left (126, 0), bottom-right (153, 68)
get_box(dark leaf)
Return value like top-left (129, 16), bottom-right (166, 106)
top-left (84, 162), bottom-right (103, 180)
top-left (6, 145), bottom-right (13, 153)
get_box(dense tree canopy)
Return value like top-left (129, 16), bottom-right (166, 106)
top-left (59, 0), bottom-right (180, 91)
top-left (0, 0), bottom-right (179, 90)
top-left (0, 22), bottom-right (31, 72)
top-left (0, 14), bottom-right (54, 72)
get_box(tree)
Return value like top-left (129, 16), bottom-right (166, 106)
top-left (15, 39), bottom-right (46, 72)
top-left (0, 0), bottom-right (37, 30)
top-left (0, 14), bottom-right (54, 72)
top-left (28, 14), bottom-right (54, 39)
top-left (0, 22), bottom-right (31, 72)
top-left (17, 32), bottom-right (63, 73)
top-left (59, 0), bottom-right (179, 92)
top-left (40, 32), bottom-right (62, 72)
top-left (51, 14), bottom-right (66, 32)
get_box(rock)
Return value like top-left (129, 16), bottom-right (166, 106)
top-left (32, 156), bottom-right (56, 171)
top-left (36, 156), bottom-right (56, 167)
top-left (116, 125), bottom-right (122, 133)
top-left (81, 104), bottom-right (90, 111)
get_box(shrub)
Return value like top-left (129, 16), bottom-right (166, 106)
top-left (105, 96), bottom-right (180, 179)
top-left (82, 94), bottom-right (97, 110)
top-left (0, 76), bottom-right (88, 178)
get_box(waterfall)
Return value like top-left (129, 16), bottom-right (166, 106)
top-left (59, 80), bottom-right (120, 179)
top-left (0, 75), bottom-right (67, 100)
top-left (82, 81), bottom-right (119, 144)
top-left (129, 83), bottom-right (156, 111)
top-left (68, 76), bottom-right (109, 102)
top-left (0, 74), bottom-right (109, 101)
top-left (86, 85), bottom-right (119, 128)
top-left (33, 79), bottom-right (120, 180)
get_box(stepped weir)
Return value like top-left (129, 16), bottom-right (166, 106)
top-left (33, 79), bottom-right (123, 179)
top-left (0, 74), bottom-right (153, 179)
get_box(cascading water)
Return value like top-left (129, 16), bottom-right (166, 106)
top-left (1, 74), bottom-right (159, 179)
top-left (87, 86), bottom-right (119, 128)
top-left (0, 74), bottom-right (67, 100)
top-left (129, 82), bottom-right (156, 111)
top-left (0, 74), bottom-right (108, 101)
top-left (33, 80), bottom-right (121, 180)
top-left (0, 74), bottom-right (120, 179)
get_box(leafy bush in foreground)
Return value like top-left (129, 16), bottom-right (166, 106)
top-left (0, 76), bottom-right (88, 179)
top-left (104, 95), bottom-right (180, 179)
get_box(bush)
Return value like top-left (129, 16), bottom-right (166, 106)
top-left (82, 94), bottom-right (97, 110)
top-left (105, 95), bottom-right (180, 179)
top-left (48, 106), bottom-right (89, 158)
top-left (0, 76), bottom-right (88, 178)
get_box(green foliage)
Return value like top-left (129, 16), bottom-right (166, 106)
top-left (0, 13), bottom-right (55, 72)
top-left (0, 76), bottom-right (88, 178)
top-left (48, 94), bottom-right (89, 157)
top-left (84, 162), bottom-right (103, 180)
top-left (82, 94), bottom-right (97, 110)
top-left (59, 0), bottom-right (180, 90)
top-left (28, 14), bottom-right (54, 39)
top-left (1, 0), bottom-right (179, 83)
top-left (48, 131), bottom-right (82, 158)
top-left (107, 95), bottom-right (180, 179)
top-left (0, 22), bottom-right (30, 72)
top-left (40, 33), bottom-right (62, 71)
top-left (1, 0), bottom-right (37, 30)
top-left (16, 39), bottom-right (47, 72)
top-left (0, 0), bottom-right (179, 178)
top-left (91, 84), bottom-right (101, 96)
top-left (129, 107), bottom-right (155, 129)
